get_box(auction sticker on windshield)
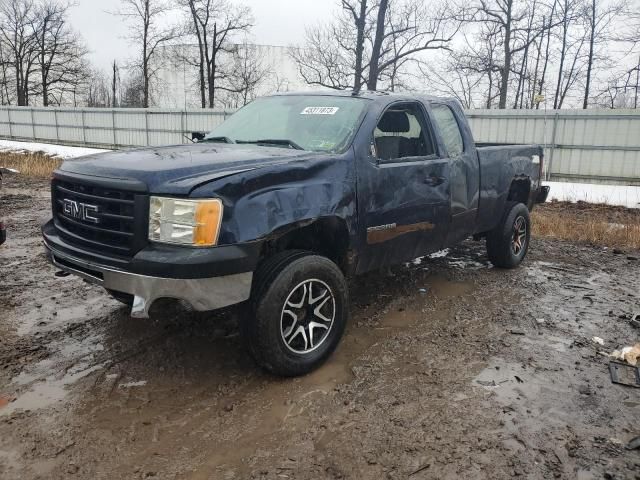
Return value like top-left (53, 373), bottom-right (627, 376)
top-left (301, 107), bottom-right (340, 115)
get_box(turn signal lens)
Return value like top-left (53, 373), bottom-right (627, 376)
top-left (194, 200), bottom-right (223, 246)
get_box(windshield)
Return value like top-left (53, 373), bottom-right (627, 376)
top-left (204, 95), bottom-right (368, 153)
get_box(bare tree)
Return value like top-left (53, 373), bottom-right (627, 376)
top-left (116, 0), bottom-right (179, 107)
top-left (222, 42), bottom-right (271, 107)
top-left (32, 1), bottom-right (90, 106)
top-left (551, 0), bottom-right (583, 108)
top-left (340, 0), bottom-right (369, 91)
top-left (581, 0), bottom-right (624, 108)
top-left (418, 51), bottom-right (485, 107)
top-left (437, 22), bottom-right (504, 108)
top-left (465, 0), bottom-right (549, 109)
top-left (180, 0), bottom-right (253, 108)
top-left (294, 0), bottom-right (462, 92)
top-left (0, 39), bottom-right (13, 104)
top-left (120, 70), bottom-right (146, 107)
top-left (0, 0), bottom-right (38, 106)
top-left (290, 22), bottom-right (358, 90)
top-left (87, 68), bottom-right (112, 107)
top-left (370, 0), bottom-right (463, 90)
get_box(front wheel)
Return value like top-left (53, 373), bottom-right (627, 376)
top-left (486, 202), bottom-right (531, 269)
top-left (243, 251), bottom-right (349, 377)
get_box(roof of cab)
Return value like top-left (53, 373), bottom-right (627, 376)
top-left (270, 89), bottom-right (451, 104)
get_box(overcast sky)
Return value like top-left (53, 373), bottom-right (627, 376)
top-left (68, 0), bottom-right (337, 71)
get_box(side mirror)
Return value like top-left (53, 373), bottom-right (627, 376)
top-left (192, 132), bottom-right (206, 142)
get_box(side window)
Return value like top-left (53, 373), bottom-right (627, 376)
top-left (431, 105), bottom-right (464, 158)
top-left (373, 103), bottom-right (435, 161)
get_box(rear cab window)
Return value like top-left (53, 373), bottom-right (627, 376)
top-left (372, 102), bottom-right (437, 162)
top-left (431, 105), bottom-right (464, 158)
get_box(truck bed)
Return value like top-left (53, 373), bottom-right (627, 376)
top-left (475, 143), bottom-right (544, 234)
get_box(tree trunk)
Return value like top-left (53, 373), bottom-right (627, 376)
top-left (530, 33), bottom-right (542, 108)
top-left (633, 56), bottom-right (640, 108)
top-left (368, 0), bottom-right (389, 91)
top-left (208, 56), bottom-right (216, 109)
top-left (112, 61), bottom-right (118, 108)
top-left (498, 0), bottom-right (513, 109)
top-left (142, 0), bottom-right (150, 108)
top-left (353, 0), bottom-right (367, 92)
top-left (188, 1), bottom-right (207, 108)
top-left (207, 23), bottom-right (217, 109)
top-left (536, 9), bottom-right (554, 109)
top-left (582, 0), bottom-right (595, 109)
top-left (554, 0), bottom-right (568, 109)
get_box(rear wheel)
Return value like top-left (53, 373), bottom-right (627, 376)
top-left (486, 202), bottom-right (531, 269)
top-left (242, 251), bottom-right (348, 377)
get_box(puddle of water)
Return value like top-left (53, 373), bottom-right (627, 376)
top-left (520, 334), bottom-right (573, 353)
top-left (1, 363), bottom-right (103, 416)
top-left (2, 332), bottom-right (106, 416)
top-left (16, 292), bottom-right (107, 336)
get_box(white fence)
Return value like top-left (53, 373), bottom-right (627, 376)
top-left (467, 109), bottom-right (640, 185)
top-left (1, 106), bottom-right (639, 185)
top-left (0, 107), bottom-right (230, 149)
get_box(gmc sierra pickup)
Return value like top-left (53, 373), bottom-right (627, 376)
top-left (43, 91), bottom-right (549, 376)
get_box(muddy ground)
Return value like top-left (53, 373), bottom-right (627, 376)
top-left (1, 173), bottom-right (639, 480)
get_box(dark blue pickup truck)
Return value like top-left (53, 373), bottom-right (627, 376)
top-left (42, 91), bottom-right (549, 376)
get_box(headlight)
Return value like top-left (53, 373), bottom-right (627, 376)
top-left (148, 197), bottom-right (223, 246)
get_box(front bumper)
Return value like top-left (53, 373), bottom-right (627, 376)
top-left (43, 223), bottom-right (256, 319)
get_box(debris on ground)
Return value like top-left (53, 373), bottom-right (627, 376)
top-left (630, 314), bottom-right (640, 329)
top-left (608, 362), bottom-right (640, 388)
top-left (592, 336), bottom-right (605, 346)
top-left (609, 343), bottom-right (640, 366)
top-left (0, 394), bottom-right (16, 409)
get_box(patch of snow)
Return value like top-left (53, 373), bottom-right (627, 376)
top-left (0, 139), bottom-right (109, 159)
top-left (429, 249), bottom-right (450, 259)
top-left (544, 181), bottom-right (640, 209)
top-left (120, 380), bottom-right (147, 388)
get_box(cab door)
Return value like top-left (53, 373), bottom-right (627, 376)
top-left (355, 101), bottom-right (451, 274)
top-left (429, 103), bottom-right (480, 245)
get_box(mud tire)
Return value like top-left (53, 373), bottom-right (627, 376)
top-left (242, 251), bottom-right (348, 377)
top-left (486, 201), bottom-right (531, 269)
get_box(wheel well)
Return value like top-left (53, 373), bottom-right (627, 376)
top-left (507, 178), bottom-right (532, 206)
top-left (260, 218), bottom-right (351, 273)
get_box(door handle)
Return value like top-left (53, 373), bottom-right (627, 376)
top-left (423, 175), bottom-right (445, 186)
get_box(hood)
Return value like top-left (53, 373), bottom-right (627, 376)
top-left (58, 143), bottom-right (322, 194)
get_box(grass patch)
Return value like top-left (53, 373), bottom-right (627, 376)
top-left (533, 201), bottom-right (640, 250)
top-left (0, 151), bottom-right (62, 177)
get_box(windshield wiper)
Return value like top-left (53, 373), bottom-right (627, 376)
top-left (201, 136), bottom-right (235, 144)
top-left (238, 139), bottom-right (305, 150)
